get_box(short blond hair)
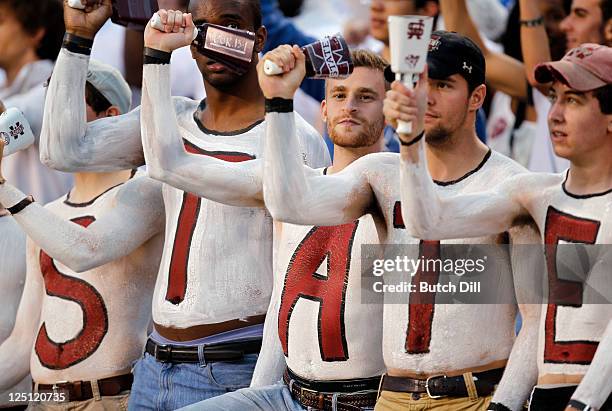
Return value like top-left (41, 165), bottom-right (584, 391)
top-left (351, 49), bottom-right (388, 72)
top-left (325, 49), bottom-right (390, 94)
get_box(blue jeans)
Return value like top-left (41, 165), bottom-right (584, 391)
top-left (177, 383), bottom-right (304, 411)
top-left (178, 382), bottom-right (376, 411)
top-left (127, 352), bottom-right (258, 411)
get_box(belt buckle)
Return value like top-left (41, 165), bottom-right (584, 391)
top-left (425, 375), bottom-right (447, 399)
top-left (155, 343), bottom-right (171, 362)
top-left (51, 381), bottom-right (68, 398)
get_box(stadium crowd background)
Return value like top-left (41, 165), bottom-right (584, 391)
top-left (2, 0), bottom-right (610, 204)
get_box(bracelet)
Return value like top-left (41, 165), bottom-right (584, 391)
top-left (143, 47), bottom-right (172, 65)
top-left (520, 16), bottom-right (544, 27)
top-left (62, 32), bottom-right (93, 55)
top-left (568, 399), bottom-right (595, 411)
top-left (399, 130), bottom-right (424, 147)
top-left (265, 97), bottom-right (293, 113)
top-left (7, 195), bottom-right (34, 215)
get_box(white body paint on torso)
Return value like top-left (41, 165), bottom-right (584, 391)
top-left (519, 177), bottom-right (612, 377)
top-left (369, 151), bottom-right (524, 373)
top-left (152, 99), bottom-right (323, 327)
top-left (275, 168), bottom-right (385, 379)
top-left (0, 216), bottom-right (30, 405)
top-left (30, 184), bottom-right (159, 383)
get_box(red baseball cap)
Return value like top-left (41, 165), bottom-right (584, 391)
top-left (535, 44), bottom-right (612, 91)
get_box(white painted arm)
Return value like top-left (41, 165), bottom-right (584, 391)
top-left (140, 63), bottom-right (264, 207)
top-left (0, 240), bottom-right (43, 391)
top-left (399, 140), bottom-right (527, 239)
top-left (251, 243), bottom-right (286, 387)
top-left (263, 112), bottom-right (372, 226)
top-left (491, 224), bottom-right (542, 410)
top-left (39, 49), bottom-right (143, 172)
top-left (571, 319), bottom-right (612, 408)
top-left (0, 178), bottom-right (164, 273)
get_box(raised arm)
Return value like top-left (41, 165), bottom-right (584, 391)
top-left (384, 73), bottom-right (527, 239)
top-left (491, 224), bottom-right (543, 410)
top-left (0, 176), bottom-right (164, 273)
top-left (518, 0), bottom-right (552, 91)
top-left (140, 13), bottom-right (264, 207)
top-left (0, 240), bottom-right (43, 391)
top-left (440, 0), bottom-right (528, 100)
top-left (258, 45), bottom-right (373, 226)
top-left (39, 1), bottom-right (143, 172)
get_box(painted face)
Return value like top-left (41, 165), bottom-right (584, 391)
top-left (369, 0), bottom-right (417, 44)
top-left (560, 0), bottom-right (605, 50)
top-left (0, 5), bottom-right (38, 71)
top-left (424, 75), bottom-right (471, 145)
top-left (323, 67), bottom-right (386, 148)
top-left (547, 81), bottom-right (610, 162)
top-left (189, 0), bottom-right (263, 88)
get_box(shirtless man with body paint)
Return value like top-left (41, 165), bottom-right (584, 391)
top-left (140, 10), bottom-right (392, 407)
top-left (0, 60), bottom-right (161, 410)
top-left (387, 43), bottom-right (612, 411)
top-left (40, 1), bottom-right (328, 409)
top-left (251, 32), bottom-right (543, 411)
top-left (0, 110), bottom-right (31, 409)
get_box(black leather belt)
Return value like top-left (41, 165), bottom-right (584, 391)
top-left (145, 337), bottom-right (261, 363)
top-left (34, 373), bottom-right (133, 402)
top-left (380, 367), bottom-right (504, 398)
top-left (530, 386), bottom-right (612, 411)
top-left (283, 367), bottom-right (379, 411)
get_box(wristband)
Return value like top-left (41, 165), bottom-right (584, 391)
top-left (519, 16), bottom-right (544, 27)
top-left (62, 32), bottom-right (93, 55)
top-left (265, 97), bottom-right (293, 113)
top-left (143, 47), bottom-right (172, 65)
top-left (487, 403), bottom-right (512, 411)
top-left (399, 130), bottom-right (424, 147)
top-left (568, 399), bottom-right (595, 411)
top-left (7, 195), bottom-right (34, 215)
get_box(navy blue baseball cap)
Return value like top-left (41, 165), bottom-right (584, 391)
top-left (427, 30), bottom-right (486, 90)
top-left (383, 30), bottom-right (486, 90)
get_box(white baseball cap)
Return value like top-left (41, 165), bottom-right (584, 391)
top-left (86, 59), bottom-right (132, 114)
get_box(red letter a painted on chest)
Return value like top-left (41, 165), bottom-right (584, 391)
top-left (278, 222), bottom-right (359, 362)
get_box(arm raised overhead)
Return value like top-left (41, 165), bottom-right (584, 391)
top-left (384, 73), bottom-right (529, 239)
top-left (140, 14), bottom-right (263, 207)
top-left (39, 49), bottom-right (144, 172)
top-left (258, 45), bottom-right (373, 226)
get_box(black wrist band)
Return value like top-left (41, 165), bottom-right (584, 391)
top-left (7, 196), bottom-right (34, 215)
top-left (399, 130), bottom-right (424, 147)
top-left (568, 399), bottom-right (594, 411)
top-left (487, 403), bottom-right (512, 411)
top-left (143, 47), bottom-right (172, 65)
top-left (265, 97), bottom-right (293, 113)
top-left (520, 16), bottom-right (544, 27)
top-left (62, 32), bottom-right (93, 55)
